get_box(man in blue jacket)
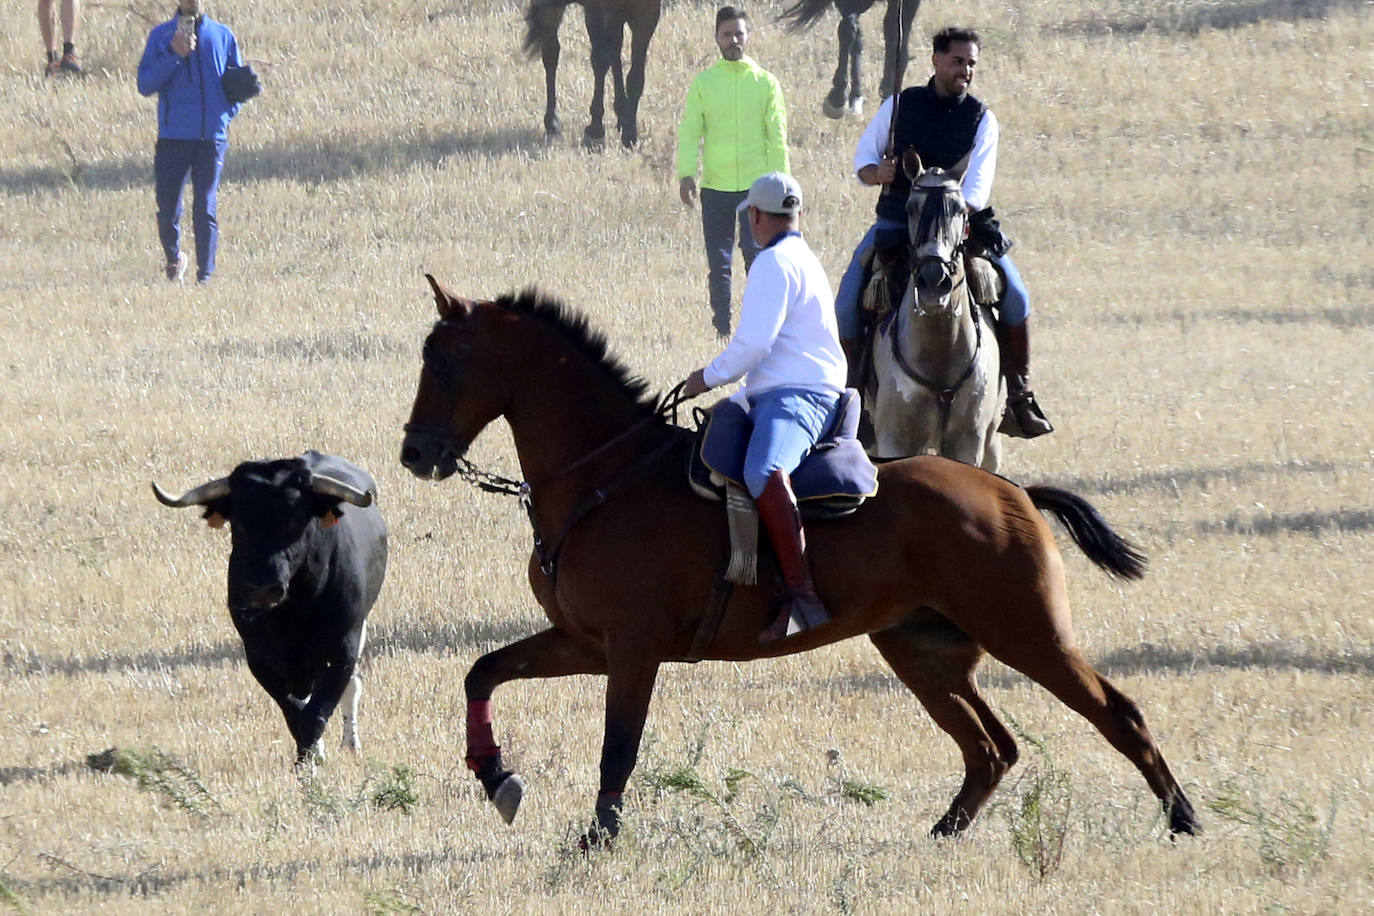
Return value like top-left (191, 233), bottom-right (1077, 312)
top-left (137, 0), bottom-right (244, 284)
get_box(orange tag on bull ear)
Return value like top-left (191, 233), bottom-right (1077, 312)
top-left (320, 510), bottom-right (340, 529)
top-left (206, 512), bottom-right (226, 529)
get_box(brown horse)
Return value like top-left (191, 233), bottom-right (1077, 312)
top-left (780, 0), bottom-right (921, 119)
top-left (399, 276), bottom-right (1200, 842)
top-left (523, 0), bottom-right (661, 148)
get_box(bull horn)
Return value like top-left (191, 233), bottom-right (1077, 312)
top-left (310, 474), bottom-right (374, 507)
top-left (152, 477), bottom-right (232, 508)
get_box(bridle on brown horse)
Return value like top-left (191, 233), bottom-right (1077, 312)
top-left (404, 319), bottom-right (691, 577)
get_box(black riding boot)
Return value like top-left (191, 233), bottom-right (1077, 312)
top-left (996, 320), bottom-right (1054, 438)
top-left (756, 470), bottom-right (830, 645)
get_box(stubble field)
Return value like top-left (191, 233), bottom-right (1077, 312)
top-left (1, 0), bottom-right (1372, 912)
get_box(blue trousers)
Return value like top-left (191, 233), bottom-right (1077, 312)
top-left (743, 387), bottom-right (842, 498)
top-left (700, 188), bottom-right (761, 336)
top-left (834, 217), bottom-right (1032, 338)
top-left (155, 138), bottom-right (228, 282)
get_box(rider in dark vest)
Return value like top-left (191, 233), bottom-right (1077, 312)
top-left (833, 26), bottom-right (1052, 439)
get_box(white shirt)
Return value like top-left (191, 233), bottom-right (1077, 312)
top-left (851, 94), bottom-right (1000, 211)
top-left (704, 231), bottom-right (846, 398)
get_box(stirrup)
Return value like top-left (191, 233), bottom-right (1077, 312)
top-left (999, 391), bottom-right (1053, 438)
top-left (759, 592), bottom-right (830, 645)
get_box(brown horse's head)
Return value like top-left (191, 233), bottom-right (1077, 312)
top-left (902, 150), bottom-right (970, 316)
top-left (399, 275), bottom-right (507, 480)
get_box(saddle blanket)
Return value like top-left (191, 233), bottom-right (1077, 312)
top-left (689, 389), bottom-right (878, 517)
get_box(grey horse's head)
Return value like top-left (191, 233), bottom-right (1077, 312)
top-left (902, 151), bottom-right (970, 316)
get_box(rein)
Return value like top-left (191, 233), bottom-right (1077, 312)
top-left (427, 381), bottom-right (694, 579)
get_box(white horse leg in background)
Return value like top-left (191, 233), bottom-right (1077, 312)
top-left (338, 621), bottom-right (366, 752)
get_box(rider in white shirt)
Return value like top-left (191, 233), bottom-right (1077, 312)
top-left (683, 172), bottom-right (846, 645)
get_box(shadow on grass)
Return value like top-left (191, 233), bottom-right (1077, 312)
top-left (0, 126), bottom-right (543, 195)
top-left (1054, 0), bottom-right (1368, 37)
top-left (1, 617), bottom-right (536, 678)
top-left (1037, 458), bottom-right (1364, 498)
top-left (0, 759), bottom-right (85, 787)
top-left (1078, 304), bottom-right (1374, 330)
top-left (826, 639), bottom-right (1374, 697)
top-left (7, 846), bottom-right (502, 902)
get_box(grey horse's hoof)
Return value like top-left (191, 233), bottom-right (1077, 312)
top-left (822, 98), bottom-right (847, 120)
top-left (491, 773), bottom-right (525, 825)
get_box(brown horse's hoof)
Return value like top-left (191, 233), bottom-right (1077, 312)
top-left (930, 804), bottom-right (973, 837)
top-left (578, 829), bottom-right (613, 856)
top-left (1166, 795), bottom-right (1201, 837)
top-left (491, 772), bottom-right (525, 825)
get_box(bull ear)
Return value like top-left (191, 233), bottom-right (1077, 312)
top-left (425, 274), bottom-right (475, 322)
top-left (902, 148), bottom-right (924, 180)
top-left (204, 510), bottom-right (227, 529)
top-left (319, 510), bottom-right (340, 529)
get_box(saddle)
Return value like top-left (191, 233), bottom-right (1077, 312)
top-left (687, 389), bottom-right (878, 587)
top-left (687, 389), bottom-right (878, 518)
top-left (851, 235), bottom-right (1006, 394)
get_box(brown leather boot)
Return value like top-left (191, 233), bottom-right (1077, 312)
top-left (755, 470), bottom-right (830, 645)
top-left (996, 320), bottom-right (1054, 438)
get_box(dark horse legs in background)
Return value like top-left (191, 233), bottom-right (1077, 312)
top-left (400, 278), bottom-right (1201, 845)
top-left (781, 0), bottom-right (921, 119)
top-left (524, 0), bottom-right (662, 148)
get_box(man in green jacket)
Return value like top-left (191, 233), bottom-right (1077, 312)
top-left (677, 6), bottom-right (790, 337)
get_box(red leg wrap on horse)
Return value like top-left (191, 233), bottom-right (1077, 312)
top-left (465, 699), bottom-right (499, 768)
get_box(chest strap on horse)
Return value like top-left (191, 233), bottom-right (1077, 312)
top-left (528, 434), bottom-right (682, 579)
top-left (887, 301), bottom-right (984, 428)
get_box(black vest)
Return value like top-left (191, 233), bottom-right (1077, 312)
top-left (875, 81), bottom-right (986, 224)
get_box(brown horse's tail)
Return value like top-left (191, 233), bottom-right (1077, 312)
top-left (522, 0), bottom-right (574, 59)
top-left (779, 0), bottom-right (837, 32)
top-left (1026, 486), bottom-right (1147, 581)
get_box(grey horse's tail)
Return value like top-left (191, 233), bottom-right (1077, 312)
top-left (779, 0), bottom-right (838, 32)
top-left (1026, 485), bottom-right (1147, 581)
top-left (522, 0), bottom-right (575, 59)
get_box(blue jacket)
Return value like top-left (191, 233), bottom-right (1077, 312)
top-left (137, 15), bottom-right (242, 141)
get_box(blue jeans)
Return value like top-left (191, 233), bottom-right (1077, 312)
top-left (743, 387), bottom-right (842, 498)
top-left (700, 188), bottom-right (761, 336)
top-left (834, 217), bottom-right (1032, 337)
top-left (155, 138), bottom-right (228, 282)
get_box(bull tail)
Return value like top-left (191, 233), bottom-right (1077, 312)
top-left (779, 0), bottom-right (836, 32)
top-left (523, 0), bottom-right (576, 59)
top-left (1026, 485), bottom-right (1147, 581)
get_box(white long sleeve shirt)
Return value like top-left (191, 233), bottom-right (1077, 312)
top-left (852, 95), bottom-right (1000, 211)
top-left (703, 231), bottom-right (846, 398)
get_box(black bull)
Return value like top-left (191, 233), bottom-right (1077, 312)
top-left (153, 451), bottom-right (388, 763)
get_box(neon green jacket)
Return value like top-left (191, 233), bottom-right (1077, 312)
top-left (676, 56), bottom-right (789, 192)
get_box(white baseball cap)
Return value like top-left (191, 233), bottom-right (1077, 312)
top-left (738, 171), bottom-right (803, 216)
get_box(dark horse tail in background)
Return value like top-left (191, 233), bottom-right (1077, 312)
top-left (523, 0), bottom-right (662, 147)
top-left (780, 0), bottom-right (921, 119)
top-left (400, 276), bottom-right (1200, 844)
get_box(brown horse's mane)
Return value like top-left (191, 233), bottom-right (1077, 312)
top-left (494, 289), bottom-right (663, 420)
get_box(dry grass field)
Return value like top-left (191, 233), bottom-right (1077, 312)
top-left (2, 0), bottom-right (1372, 911)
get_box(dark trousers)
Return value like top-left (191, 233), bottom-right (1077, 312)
top-left (155, 138), bottom-right (228, 282)
top-left (700, 188), bottom-right (761, 336)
